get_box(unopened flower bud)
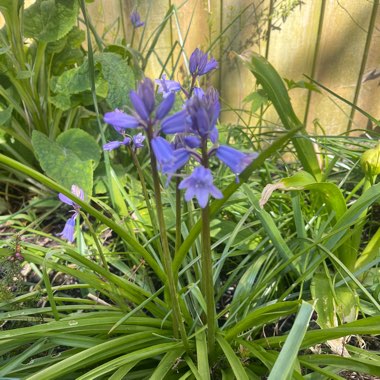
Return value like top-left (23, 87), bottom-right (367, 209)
top-left (361, 143), bottom-right (380, 177)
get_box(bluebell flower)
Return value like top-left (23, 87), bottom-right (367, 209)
top-left (189, 48), bottom-right (218, 77)
top-left (104, 79), bottom-right (184, 136)
top-left (137, 78), bottom-right (155, 115)
top-left (103, 137), bottom-right (131, 151)
top-left (130, 10), bottom-right (144, 28)
top-left (161, 110), bottom-right (187, 134)
top-left (132, 133), bottom-right (145, 149)
top-left (58, 185), bottom-right (84, 243)
top-left (103, 109), bottom-right (139, 132)
top-left (216, 145), bottom-right (258, 180)
top-left (155, 93), bottom-right (175, 120)
top-left (193, 87), bottom-right (205, 98)
top-left (155, 74), bottom-right (181, 98)
top-left (151, 137), bottom-right (190, 181)
top-left (179, 166), bottom-right (223, 208)
top-left (186, 87), bottom-right (220, 142)
top-left (184, 136), bottom-right (201, 148)
top-left (59, 216), bottom-right (76, 243)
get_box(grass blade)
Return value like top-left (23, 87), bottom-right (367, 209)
top-left (268, 302), bottom-right (313, 380)
top-left (216, 334), bottom-right (249, 380)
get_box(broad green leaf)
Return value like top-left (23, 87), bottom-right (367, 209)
top-left (311, 270), bottom-right (336, 329)
top-left (26, 335), bottom-right (173, 380)
top-left (32, 130), bottom-right (93, 196)
top-left (50, 60), bottom-right (108, 111)
top-left (240, 52), bottom-right (322, 181)
top-left (284, 78), bottom-right (321, 93)
top-left (24, 0), bottom-right (79, 42)
top-left (15, 69), bottom-right (34, 79)
top-left (244, 184), bottom-right (300, 274)
top-left (47, 26), bottom-right (85, 55)
top-left (260, 171), bottom-right (346, 221)
top-left (94, 53), bottom-right (135, 109)
top-left (326, 182), bottom-right (380, 253)
top-left (210, 219), bottom-right (256, 249)
top-left (48, 27), bottom-right (85, 75)
top-left (0, 338), bottom-right (47, 376)
top-left (268, 302), bottom-right (313, 380)
top-left (335, 286), bottom-right (358, 324)
top-left (108, 361), bottom-right (139, 380)
top-left (254, 315), bottom-right (380, 348)
top-left (56, 129), bottom-right (101, 169)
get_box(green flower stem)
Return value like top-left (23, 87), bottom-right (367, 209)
top-left (129, 147), bottom-right (161, 252)
top-left (175, 176), bottom-right (182, 252)
top-left (146, 129), bottom-right (189, 352)
top-left (201, 205), bottom-right (216, 357)
top-left (200, 140), bottom-right (216, 357)
top-left (131, 29), bottom-right (136, 49)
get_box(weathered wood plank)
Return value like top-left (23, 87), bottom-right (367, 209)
top-left (353, 2), bottom-right (380, 131)
top-left (219, 0), bottom-right (271, 125)
top-left (306, 0), bottom-right (374, 134)
top-left (266, 1), bottom-right (323, 130)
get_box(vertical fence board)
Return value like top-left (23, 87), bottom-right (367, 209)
top-left (1, 1), bottom-right (377, 135)
top-left (266, 1), bottom-right (322, 130)
top-left (353, 4), bottom-right (380, 131)
top-left (86, 0), bottom-right (123, 42)
top-left (171, 0), bottom-right (215, 80)
top-left (219, 0), bottom-right (271, 125)
top-left (306, 0), bottom-right (373, 135)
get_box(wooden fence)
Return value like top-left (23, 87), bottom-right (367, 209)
top-left (86, 0), bottom-right (379, 135)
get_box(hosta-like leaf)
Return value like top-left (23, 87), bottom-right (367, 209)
top-left (50, 59), bottom-right (108, 110)
top-left (56, 129), bottom-right (101, 169)
top-left (32, 130), bottom-right (93, 196)
top-left (24, 0), bottom-right (79, 42)
top-left (94, 52), bottom-right (135, 109)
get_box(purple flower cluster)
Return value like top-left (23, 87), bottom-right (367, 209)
top-left (58, 185), bottom-right (84, 243)
top-left (103, 48), bottom-right (257, 208)
top-left (130, 10), bottom-right (144, 28)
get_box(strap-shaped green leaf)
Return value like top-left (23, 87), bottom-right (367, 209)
top-left (216, 334), bottom-right (249, 380)
top-left (0, 153), bottom-right (166, 281)
top-left (267, 302), bottom-right (313, 380)
top-left (240, 53), bottom-right (322, 181)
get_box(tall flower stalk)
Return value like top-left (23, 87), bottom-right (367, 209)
top-left (103, 49), bottom-right (257, 358)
